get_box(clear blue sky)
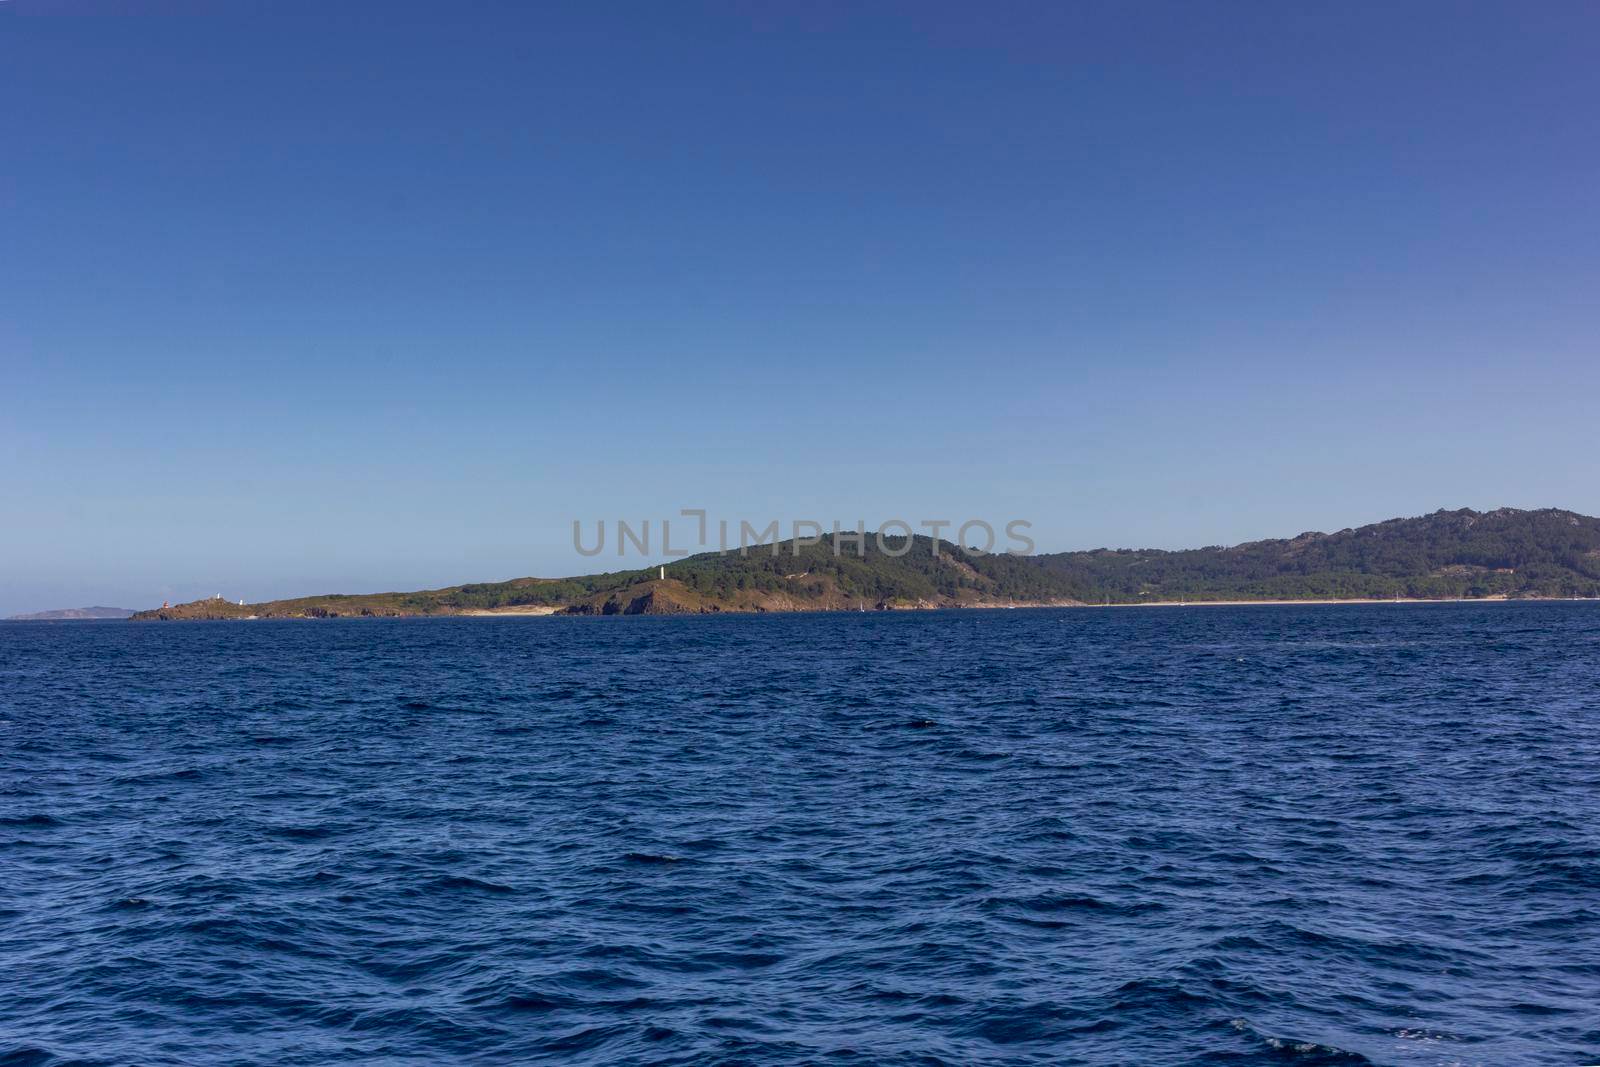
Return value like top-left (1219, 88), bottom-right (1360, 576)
top-left (3, 2), bottom-right (1598, 614)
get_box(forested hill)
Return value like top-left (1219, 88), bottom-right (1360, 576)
top-left (1030, 507), bottom-right (1600, 603)
top-left (132, 508), bottom-right (1600, 618)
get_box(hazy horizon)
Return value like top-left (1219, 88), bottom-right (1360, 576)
top-left (5, 3), bottom-right (1599, 616)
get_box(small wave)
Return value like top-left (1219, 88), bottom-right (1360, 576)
top-left (105, 897), bottom-right (154, 910)
top-left (426, 875), bottom-right (515, 894)
top-left (980, 892), bottom-right (1163, 927)
top-left (499, 991), bottom-right (582, 1012)
top-left (0, 813), bottom-right (60, 827)
top-left (953, 749), bottom-right (1011, 761)
top-left (553, 968), bottom-right (651, 991)
top-left (678, 837), bottom-right (725, 852)
top-left (1111, 978), bottom-right (1213, 1014)
top-left (1229, 1019), bottom-right (1375, 1064)
top-left (532, 1023), bottom-right (632, 1055)
top-left (266, 824), bottom-right (336, 840)
top-left (696, 950), bottom-right (785, 970)
top-left (113, 767), bottom-right (201, 785)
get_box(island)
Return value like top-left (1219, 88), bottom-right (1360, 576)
top-left (127, 508), bottom-right (1600, 620)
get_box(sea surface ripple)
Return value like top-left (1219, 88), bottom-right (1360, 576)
top-left (3, 604), bottom-right (1599, 1065)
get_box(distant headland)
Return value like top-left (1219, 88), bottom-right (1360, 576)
top-left (7, 606), bottom-right (136, 621)
top-left (126, 508), bottom-right (1600, 620)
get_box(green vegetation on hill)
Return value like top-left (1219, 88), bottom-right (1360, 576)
top-left (132, 508), bottom-right (1600, 619)
top-left (1030, 507), bottom-right (1600, 602)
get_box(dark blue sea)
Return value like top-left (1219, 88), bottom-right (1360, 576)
top-left (4, 605), bottom-right (1599, 1066)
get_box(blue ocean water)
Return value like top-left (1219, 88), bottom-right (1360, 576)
top-left (3, 605), bottom-right (1599, 1066)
